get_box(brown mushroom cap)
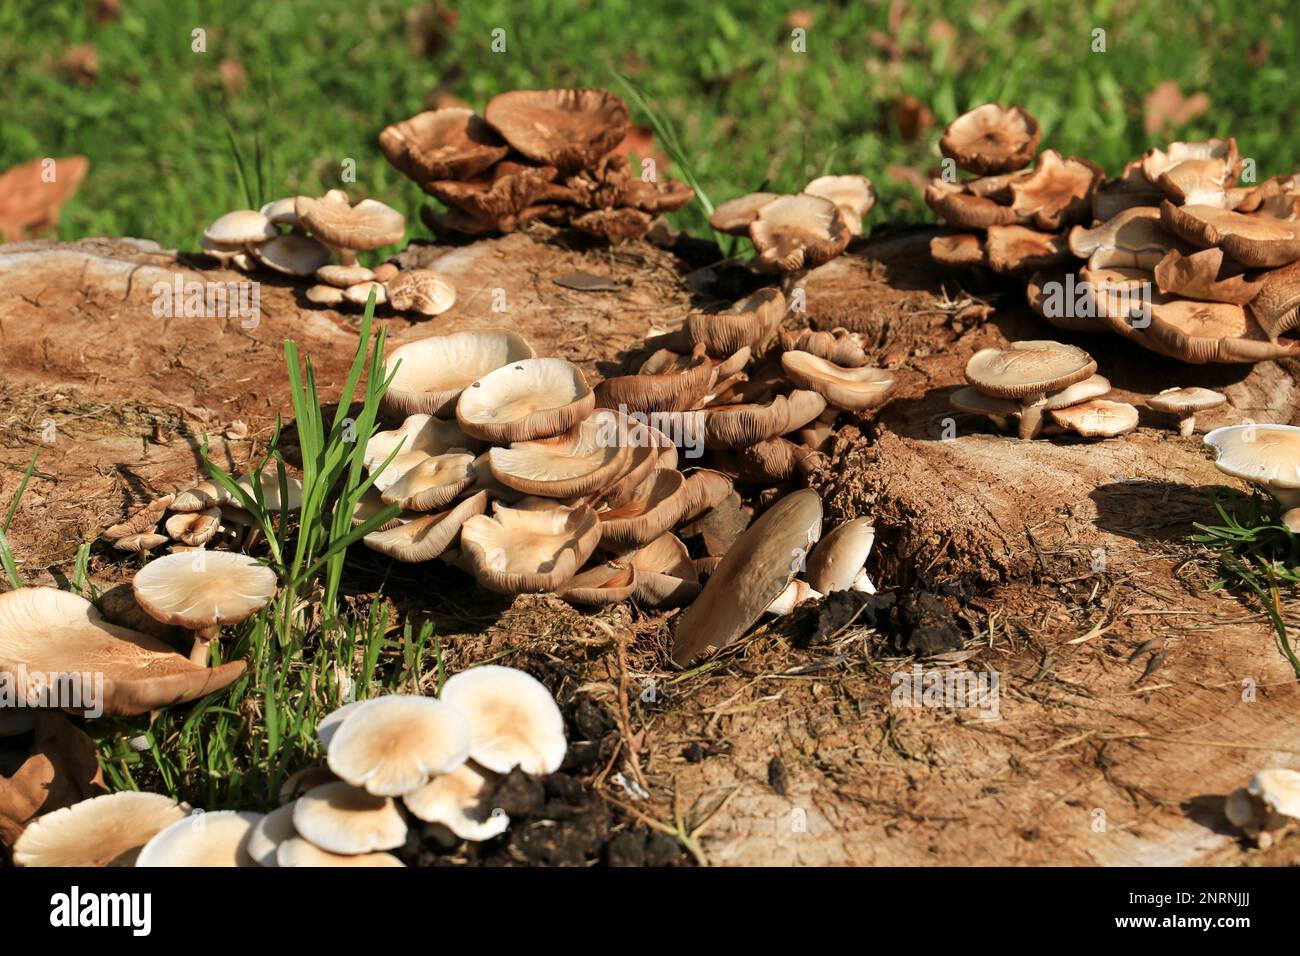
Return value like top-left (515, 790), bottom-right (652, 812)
top-left (749, 194), bottom-right (851, 273)
top-left (687, 288), bottom-right (786, 358)
top-left (13, 792), bottom-right (189, 867)
top-left (924, 178), bottom-right (1022, 230)
top-left (484, 88), bottom-right (630, 171)
top-left (0, 587), bottom-right (246, 716)
top-left (133, 551), bottom-right (277, 631)
top-left (949, 385), bottom-right (1020, 419)
top-left (570, 207), bottom-right (655, 243)
top-left (459, 500), bottom-right (602, 593)
top-left (378, 108), bottom-right (509, 182)
top-left (456, 358), bottom-right (595, 443)
top-left (1009, 150), bottom-right (1104, 231)
top-left (292, 781), bottom-right (408, 855)
top-left (708, 192), bottom-right (780, 235)
top-left (136, 810), bottom-right (261, 866)
top-left (679, 468), bottom-right (735, 524)
top-left (596, 344), bottom-right (717, 413)
top-left (385, 269), bottom-right (456, 317)
top-left (1162, 201), bottom-right (1300, 269)
top-left (1142, 296), bottom-right (1294, 364)
top-left (803, 174), bottom-right (877, 235)
top-left (488, 410), bottom-right (630, 498)
top-left (596, 467), bottom-right (689, 549)
top-left (426, 161), bottom-right (558, 227)
top-left (1250, 260), bottom-right (1300, 340)
top-left (779, 327), bottom-right (868, 368)
top-left (362, 490), bottom-right (489, 563)
top-left (805, 517), bottom-right (875, 594)
top-left (1141, 137), bottom-right (1240, 186)
top-left (985, 224), bottom-right (1070, 275)
top-left (165, 508), bottom-right (221, 547)
top-left (940, 104), bottom-right (1041, 175)
top-left (1050, 400), bottom-right (1139, 438)
top-left (930, 232), bottom-right (988, 267)
top-left (295, 195), bottom-right (406, 251)
top-left (1044, 373), bottom-right (1112, 410)
top-left (374, 452), bottom-right (476, 512)
top-left (1153, 247), bottom-right (1263, 306)
top-left (383, 330), bottom-right (535, 419)
top-left (1068, 206), bottom-right (1167, 260)
top-left (628, 532), bottom-right (700, 607)
top-left (561, 560), bottom-right (637, 606)
top-left (702, 390), bottom-right (827, 448)
top-left (671, 489), bottom-right (823, 665)
top-left (780, 351), bottom-right (894, 411)
top-left (965, 341), bottom-right (1097, 398)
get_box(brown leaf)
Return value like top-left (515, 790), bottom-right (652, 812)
top-left (0, 155), bottom-right (89, 242)
top-left (786, 9), bottom-right (815, 30)
top-left (0, 713), bottom-right (105, 847)
top-left (894, 95), bottom-right (934, 142)
top-left (219, 59), bottom-right (246, 97)
top-left (1144, 81), bottom-right (1210, 136)
top-left (61, 43), bottom-right (99, 86)
top-left (94, 0), bottom-right (122, 23)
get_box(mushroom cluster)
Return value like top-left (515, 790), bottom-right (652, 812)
top-left (949, 340), bottom-right (1138, 440)
top-left (929, 104), bottom-right (1300, 363)
top-left (1224, 767), bottom-right (1300, 849)
top-left (201, 189), bottom-right (456, 317)
top-left (380, 89), bottom-right (694, 242)
top-left (709, 174), bottom-right (876, 293)
top-left (1204, 423), bottom-right (1300, 531)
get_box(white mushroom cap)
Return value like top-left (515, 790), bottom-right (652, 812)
top-left (276, 836), bottom-right (406, 867)
top-left (254, 234), bottom-right (332, 277)
top-left (456, 357), bottom-right (595, 443)
top-left (1204, 424), bottom-right (1300, 508)
top-left (373, 452), bottom-right (476, 511)
top-left (1149, 386), bottom-right (1227, 415)
top-left (806, 517), bottom-right (875, 594)
top-left (317, 699), bottom-right (367, 750)
top-left (133, 551), bottom-right (278, 630)
top-left (316, 263), bottom-right (376, 287)
top-left (1049, 400), bottom-right (1139, 438)
top-left (803, 174), bottom-right (877, 235)
top-left (386, 269), bottom-right (457, 317)
top-left (488, 409), bottom-right (629, 498)
top-left (236, 468), bottom-right (303, 511)
top-left (306, 284), bottom-right (346, 306)
top-left (326, 695), bottom-right (471, 796)
top-left (780, 351), bottom-right (894, 411)
top-left (1246, 767), bottom-right (1300, 820)
top-left (402, 763), bottom-right (510, 841)
top-left (459, 500), bottom-right (601, 593)
top-left (204, 210), bottom-right (277, 245)
top-left (291, 781), bottom-right (408, 855)
top-left (439, 665), bottom-right (567, 775)
top-left (13, 792), bottom-right (189, 867)
top-left (382, 330), bottom-right (536, 419)
top-left (345, 281), bottom-right (389, 307)
top-left (259, 197), bottom-right (301, 226)
top-left (246, 801), bottom-right (298, 866)
top-left (763, 579), bottom-right (823, 616)
top-left (136, 810), bottom-right (262, 866)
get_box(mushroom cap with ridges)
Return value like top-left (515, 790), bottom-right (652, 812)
top-left (13, 791), bottom-right (189, 867)
top-left (374, 452), bottom-right (476, 512)
top-left (378, 108), bottom-right (509, 182)
top-left (709, 192), bottom-right (780, 235)
top-left (1044, 373), bottom-right (1111, 410)
top-left (246, 801), bottom-right (298, 867)
top-left (1068, 206), bottom-right (1166, 259)
top-left (402, 763), bottom-right (511, 842)
top-left (1009, 150), bottom-right (1104, 231)
top-left (806, 517), bottom-right (876, 595)
top-left (687, 288), bottom-right (786, 358)
top-left (679, 469), bottom-right (734, 524)
top-left (939, 104), bottom-right (1041, 175)
top-left (702, 391), bottom-right (827, 448)
top-left (276, 836), bottom-right (406, 867)
top-left (456, 357), bottom-right (594, 444)
top-left (1049, 400), bottom-right (1139, 437)
top-left (365, 413), bottom-right (477, 473)
top-left (326, 695), bottom-right (472, 796)
top-left (930, 232), bottom-right (987, 267)
top-left (488, 410), bottom-right (630, 498)
top-left (629, 532), bottom-right (701, 608)
top-left (596, 468), bottom-right (689, 549)
top-left (484, 88), bottom-right (629, 171)
top-left (133, 551), bottom-right (278, 630)
top-left (561, 561), bottom-right (637, 606)
top-left (1161, 201), bottom-right (1300, 269)
top-left (1250, 261), bottom-right (1300, 339)
top-left (291, 781), bottom-right (408, 855)
top-left (385, 269), bottom-right (456, 317)
top-left (948, 385), bottom-right (1020, 417)
top-left (749, 194), bottom-right (851, 273)
top-left (439, 665), bottom-right (567, 775)
top-left (459, 501), bottom-right (601, 594)
top-left (780, 351), bottom-right (894, 411)
top-left (362, 490), bottom-right (489, 563)
top-left (924, 178), bottom-right (1023, 229)
top-left (804, 174), bottom-right (876, 235)
top-left (0, 587), bottom-right (247, 716)
top-left (985, 225), bottom-right (1070, 275)
top-left (965, 341), bottom-right (1097, 398)
top-left (672, 489), bottom-right (823, 665)
top-left (1246, 768), bottom-right (1300, 820)
top-left (571, 207), bottom-right (655, 243)
top-left (1204, 424), bottom-right (1300, 491)
top-left (204, 210), bottom-right (277, 245)
top-left (1148, 386), bottom-right (1226, 416)
top-left (295, 195), bottom-right (406, 251)
top-left (136, 810), bottom-right (261, 867)
top-left (165, 507), bottom-right (221, 546)
top-left (383, 330), bottom-right (535, 420)
top-left (1143, 297), bottom-right (1294, 364)
top-left (1153, 247), bottom-right (1264, 306)
top-left (596, 345), bottom-right (717, 413)
top-left (172, 480), bottom-right (230, 512)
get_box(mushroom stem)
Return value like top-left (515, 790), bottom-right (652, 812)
top-left (1017, 393), bottom-right (1048, 440)
top-left (188, 625), bottom-right (220, 667)
top-left (1177, 414), bottom-right (1196, 436)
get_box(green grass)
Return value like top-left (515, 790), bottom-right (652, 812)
top-left (1191, 492), bottom-right (1300, 678)
top-left (2, 0), bottom-right (1297, 250)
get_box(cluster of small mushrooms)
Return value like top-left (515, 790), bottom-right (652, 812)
top-left (928, 103), bottom-right (1300, 363)
top-left (201, 188), bottom-right (456, 316)
top-left (8, 665), bottom-right (565, 866)
top-left (380, 88), bottom-right (695, 242)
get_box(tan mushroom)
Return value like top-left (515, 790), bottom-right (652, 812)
top-left (763, 579), bottom-right (822, 616)
top-left (362, 490), bottom-right (489, 563)
top-left (204, 210), bottom-right (277, 246)
top-left (164, 508), bottom-right (221, 547)
top-left (985, 224), bottom-right (1070, 275)
top-left (930, 232), bottom-right (988, 267)
top-left (596, 344), bottom-right (717, 413)
top-left (687, 288), bottom-right (786, 357)
top-left (1148, 386), bottom-right (1227, 435)
top-left (1050, 400), bottom-right (1139, 438)
top-left (254, 234), bottom-right (332, 277)
top-left (483, 88), bottom-right (629, 171)
top-left (1205, 424), bottom-right (1300, 529)
top-left (488, 409), bottom-right (630, 498)
top-left (595, 468), bottom-right (689, 549)
top-left (325, 695), bottom-right (471, 796)
top-left (1008, 150), bottom-right (1104, 231)
top-left (455, 358), bottom-right (595, 443)
top-left (378, 108), bottom-right (509, 182)
top-left (948, 386), bottom-right (1019, 432)
top-left (924, 178), bottom-right (1022, 230)
top-left (383, 330), bottom-right (535, 419)
top-left (571, 207), bottom-right (655, 243)
top-left (0, 587), bottom-right (246, 715)
top-left (629, 532), bottom-right (700, 607)
top-left (459, 500), bottom-right (601, 593)
top-left (1162, 200), bottom-right (1300, 269)
top-left (276, 837), bottom-right (406, 867)
top-left (136, 810), bottom-right (261, 866)
top-left (439, 665), bottom-right (567, 775)
top-left (806, 517), bottom-right (877, 594)
top-left (1153, 247), bottom-right (1263, 305)
top-left (402, 763), bottom-right (509, 842)
top-left (964, 341), bottom-right (1097, 439)
top-left (291, 781), bottom-right (408, 855)
top-left (803, 174), bottom-right (876, 235)
top-left (384, 269), bottom-right (456, 317)
top-left (295, 193), bottom-right (406, 265)
top-left (702, 390), bottom-right (826, 448)
top-left (780, 351), bottom-right (893, 412)
top-left (749, 194), bottom-right (851, 281)
top-left (246, 801), bottom-right (298, 866)
top-left (13, 791), bottom-right (189, 867)
top-left (1250, 260), bottom-right (1300, 340)
top-left (561, 560), bottom-right (637, 606)
top-left (708, 192), bottom-right (781, 235)
top-left (939, 104), bottom-right (1041, 175)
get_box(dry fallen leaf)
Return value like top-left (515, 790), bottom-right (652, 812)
top-left (219, 58), bottom-right (246, 97)
top-left (0, 155), bottom-right (89, 242)
top-left (0, 712), bottom-right (105, 847)
top-left (1144, 81), bottom-right (1210, 136)
top-left (894, 95), bottom-right (934, 142)
top-left (613, 125), bottom-right (669, 175)
top-left (61, 43), bottom-right (99, 86)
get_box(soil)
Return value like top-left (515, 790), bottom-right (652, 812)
top-left (2, 225), bottom-right (1298, 866)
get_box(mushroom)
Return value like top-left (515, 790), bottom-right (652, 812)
top-left (0, 587), bottom-right (246, 715)
top-left (1008, 150), bottom-right (1104, 231)
top-left (459, 500), bottom-right (601, 593)
top-left (708, 192), bottom-right (780, 235)
top-left (948, 386), bottom-right (1019, 431)
top-left (136, 810), bottom-right (262, 866)
top-left (778, 327), bottom-right (868, 368)
top-left (426, 161), bottom-right (559, 231)
top-left (702, 390), bottom-right (827, 448)
top-left (686, 288), bottom-right (787, 357)
top-left (984, 224), bottom-right (1071, 275)
top-left (101, 495), bottom-right (173, 542)
top-left (780, 351), bottom-right (894, 411)
top-left (456, 357), bottom-right (595, 443)
top-left (1204, 424), bottom-right (1300, 531)
top-left (344, 281), bottom-right (388, 307)
top-left (132, 551), bottom-right (278, 665)
top-left (325, 696), bottom-right (471, 796)
top-left (571, 207), bottom-right (656, 243)
top-left (295, 194), bottom-right (406, 266)
top-left (930, 232), bottom-right (989, 268)
top-left (373, 452), bottom-right (476, 512)
top-left (291, 781), bottom-right (408, 855)
top-left (924, 178), bottom-right (1022, 230)
top-left (385, 269), bottom-right (456, 317)
top-left (254, 234), bottom-right (332, 277)
top-left (561, 560), bottom-right (637, 606)
top-left (164, 507), bottom-right (221, 547)
top-left (383, 330), bottom-right (535, 420)
top-left (277, 837), bottom-right (406, 867)
top-left (306, 284), bottom-right (344, 306)
top-left (1147, 387), bottom-right (1227, 435)
top-left (939, 104), bottom-right (1041, 175)
top-left (439, 665), bottom-right (567, 775)
top-left (1161, 200), bottom-right (1300, 269)
top-left (112, 532), bottom-right (169, 555)
top-left (316, 263), bottom-right (376, 287)
top-left (13, 791), bottom-right (189, 867)
top-left (678, 469), bottom-right (735, 525)
top-left (763, 579), bottom-right (823, 617)
top-left (402, 763), bottom-right (510, 842)
top-left (595, 468), bottom-right (689, 549)
top-left (964, 341), bottom-right (1098, 440)
top-left (671, 488), bottom-right (823, 665)
top-left (236, 467), bottom-right (303, 513)
top-left (803, 174), bottom-right (876, 235)
top-left (749, 194), bottom-right (851, 292)
top-left (203, 210), bottom-right (277, 246)
top-left (1152, 247), bottom-right (1263, 306)
top-left (246, 801), bottom-right (298, 866)
top-left (171, 481), bottom-right (230, 512)
top-left (378, 108), bottom-right (509, 182)
top-left (1250, 260), bottom-right (1300, 340)
top-left (483, 88), bottom-right (629, 171)
top-left (488, 409), bottom-right (630, 498)
top-left (1247, 768), bottom-right (1300, 823)
top-left (596, 344), bottom-right (716, 413)
top-left (362, 490), bottom-right (489, 563)
top-left (628, 532), bottom-right (701, 607)
top-left (806, 517), bottom-right (876, 594)
top-left (1049, 400), bottom-right (1139, 439)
